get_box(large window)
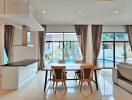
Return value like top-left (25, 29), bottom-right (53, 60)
top-left (45, 32), bottom-right (82, 64)
top-left (98, 32), bottom-right (132, 68)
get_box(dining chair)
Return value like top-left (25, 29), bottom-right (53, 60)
top-left (51, 66), bottom-right (67, 93)
top-left (79, 64), bottom-right (94, 92)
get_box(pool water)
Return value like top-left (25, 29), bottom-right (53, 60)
top-left (98, 59), bottom-right (119, 65)
top-left (47, 59), bottom-right (119, 65)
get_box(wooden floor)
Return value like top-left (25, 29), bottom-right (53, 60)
top-left (0, 70), bottom-right (132, 100)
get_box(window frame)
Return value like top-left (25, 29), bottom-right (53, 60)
top-left (99, 32), bottom-right (130, 68)
top-left (45, 32), bottom-right (82, 63)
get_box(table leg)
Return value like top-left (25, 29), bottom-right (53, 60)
top-left (50, 71), bottom-right (51, 79)
top-left (44, 70), bottom-right (48, 92)
top-left (94, 70), bottom-right (98, 90)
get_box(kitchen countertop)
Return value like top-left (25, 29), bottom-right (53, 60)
top-left (1, 59), bottom-right (39, 67)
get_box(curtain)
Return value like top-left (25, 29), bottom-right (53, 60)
top-left (38, 25), bottom-right (46, 70)
top-left (75, 25), bottom-right (88, 62)
top-left (4, 25), bottom-right (14, 63)
top-left (92, 25), bottom-right (103, 67)
top-left (126, 25), bottom-right (132, 51)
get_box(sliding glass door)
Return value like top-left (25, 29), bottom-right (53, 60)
top-left (98, 32), bottom-right (132, 68)
top-left (45, 32), bottom-right (82, 64)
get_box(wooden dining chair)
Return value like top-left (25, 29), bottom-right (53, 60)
top-left (51, 66), bottom-right (67, 93)
top-left (79, 64), bottom-right (94, 92)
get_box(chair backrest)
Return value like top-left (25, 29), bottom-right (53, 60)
top-left (80, 64), bottom-right (94, 80)
top-left (52, 66), bottom-right (66, 80)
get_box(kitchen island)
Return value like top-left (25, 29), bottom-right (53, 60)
top-left (1, 59), bottom-right (39, 89)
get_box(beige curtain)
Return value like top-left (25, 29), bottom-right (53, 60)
top-left (126, 25), bottom-right (132, 51)
top-left (4, 25), bottom-right (14, 63)
top-left (92, 25), bottom-right (103, 67)
top-left (38, 25), bottom-right (46, 70)
top-left (75, 25), bottom-right (88, 62)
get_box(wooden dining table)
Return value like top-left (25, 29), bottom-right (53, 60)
top-left (43, 63), bottom-right (101, 92)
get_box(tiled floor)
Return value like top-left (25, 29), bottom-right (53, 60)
top-left (0, 69), bottom-right (132, 100)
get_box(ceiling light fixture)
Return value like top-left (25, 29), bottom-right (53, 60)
top-left (78, 10), bottom-right (82, 14)
top-left (43, 10), bottom-right (46, 14)
top-left (114, 10), bottom-right (119, 14)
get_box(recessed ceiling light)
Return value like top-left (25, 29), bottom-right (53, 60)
top-left (43, 10), bottom-right (46, 14)
top-left (114, 10), bottom-right (119, 14)
top-left (78, 10), bottom-right (82, 14)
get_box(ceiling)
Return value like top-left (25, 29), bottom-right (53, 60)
top-left (31, 0), bottom-right (132, 25)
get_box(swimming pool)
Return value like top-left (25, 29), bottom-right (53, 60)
top-left (98, 59), bottom-right (119, 65)
top-left (47, 59), bottom-right (117, 64)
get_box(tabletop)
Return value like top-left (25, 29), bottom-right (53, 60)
top-left (43, 63), bottom-right (101, 71)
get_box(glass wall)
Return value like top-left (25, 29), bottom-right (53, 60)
top-left (98, 32), bottom-right (132, 68)
top-left (45, 32), bottom-right (82, 64)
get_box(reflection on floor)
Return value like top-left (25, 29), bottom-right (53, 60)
top-left (0, 69), bottom-right (132, 100)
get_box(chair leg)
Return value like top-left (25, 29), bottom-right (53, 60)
top-left (74, 73), bottom-right (77, 82)
top-left (80, 82), bottom-right (82, 92)
top-left (64, 82), bottom-right (67, 91)
top-left (78, 80), bottom-right (81, 85)
top-left (54, 82), bottom-right (58, 94)
top-left (88, 82), bottom-right (92, 93)
top-left (53, 82), bottom-right (55, 92)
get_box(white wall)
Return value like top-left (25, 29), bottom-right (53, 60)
top-left (103, 25), bottom-right (126, 32)
top-left (47, 25), bottom-right (75, 32)
top-left (47, 25), bottom-right (126, 33)
top-left (13, 27), bottom-right (22, 45)
top-left (13, 26), bottom-right (39, 62)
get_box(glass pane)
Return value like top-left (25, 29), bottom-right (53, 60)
top-left (102, 32), bottom-right (114, 41)
top-left (98, 42), bottom-right (114, 68)
top-left (53, 42), bottom-right (63, 63)
top-left (104, 42), bottom-right (114, 61)
top-left (45, 32), bottom-right (82, 63)
top-left (99, 32), bottom-right (131, 68)
top-left (45, 42), bottom-right (53, 64)
top-left (64, 41), bottom-right (82, 61)
top-left (115, 33), bottom-right (128, 41)
top-left (115, 43), bottom-right (124, 63)
top-left (126, 43), bottom-right (132, 63)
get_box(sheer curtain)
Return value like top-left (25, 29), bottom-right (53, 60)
top-left (75, 25), bottom-right (88, 62)
top-left (38, 25), bottom-right (46, 70)
top-left (92, 25), bottom-right (103, 67)
top-left (4, 25), bottom-right (14, 63)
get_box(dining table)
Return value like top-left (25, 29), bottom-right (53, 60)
top-left (43, 63), bottom-right (101, 92)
